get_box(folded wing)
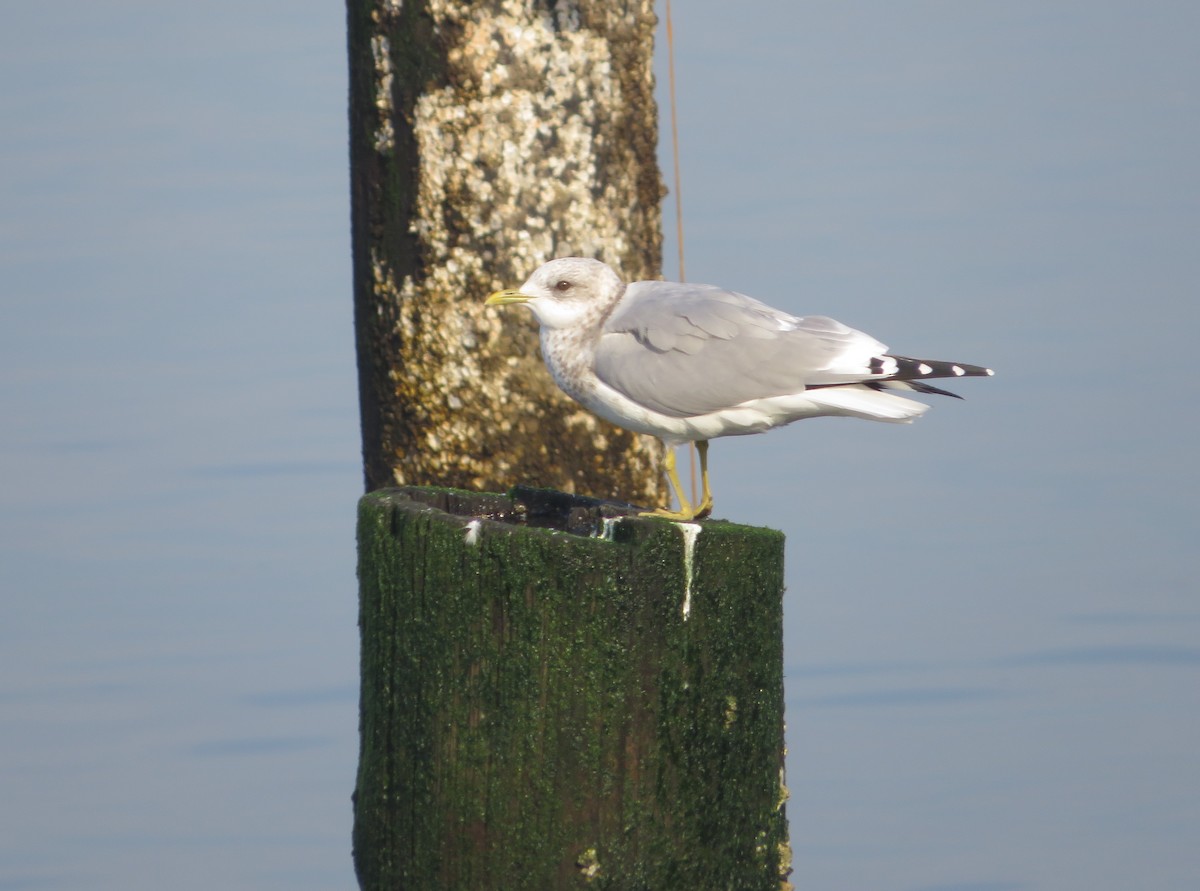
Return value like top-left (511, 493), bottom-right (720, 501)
top-left (594, 281), bottom-right (890, 417)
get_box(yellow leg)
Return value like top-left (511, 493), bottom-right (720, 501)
top-left (641, 446), bottom-right (698, 521)
top-left (695, 440), bottom-right (713, 518)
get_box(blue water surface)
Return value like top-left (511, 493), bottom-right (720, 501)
top-left (2, 3), bottom-right (1197, 890)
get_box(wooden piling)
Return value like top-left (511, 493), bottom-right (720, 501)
top-left (353, 486), bottom-right (790, 890)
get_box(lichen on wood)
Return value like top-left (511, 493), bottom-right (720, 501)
top-left (347, 0), bottom-right (667, 503)
top-left (353, 486), bottom-right (792, 890)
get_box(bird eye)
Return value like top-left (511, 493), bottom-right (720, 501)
top-left (554, 280), bottom-right (571, 292)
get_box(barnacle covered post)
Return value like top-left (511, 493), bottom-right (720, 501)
top-left (346, 0), bottom-right (666, 501)
top-left (353, 487), bottom-right (792, 890)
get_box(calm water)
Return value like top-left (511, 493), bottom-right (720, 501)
top-left (2, 3), bottom-right (1198, 890)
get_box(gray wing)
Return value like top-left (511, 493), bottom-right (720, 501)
top-left (593, 281), bottom-right (887, 418)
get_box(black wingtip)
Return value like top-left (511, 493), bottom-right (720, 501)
top-left (879, 355), bottom-right (994, 382)
top-left (865, 380), bottom-right (964, 399)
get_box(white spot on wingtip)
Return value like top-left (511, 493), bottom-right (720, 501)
top-left (464, 519), bottom-right (481, 545)
top-left (918, 363), bottom-right (933, 375)
top-left (952, 364), bottom-right (965, 376)
top-left (986, 368), bottom-right (995, 376)
top-left (676, 522), bottom-right (702, 620)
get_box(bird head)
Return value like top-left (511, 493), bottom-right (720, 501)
top-left (485, 257), bottom-right (623, 330)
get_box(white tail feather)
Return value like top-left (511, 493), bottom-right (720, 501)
top-left (805, 385), bottom-right (930, 423)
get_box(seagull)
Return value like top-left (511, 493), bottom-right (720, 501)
top-left (486, 257), bottom-right (992, 522)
